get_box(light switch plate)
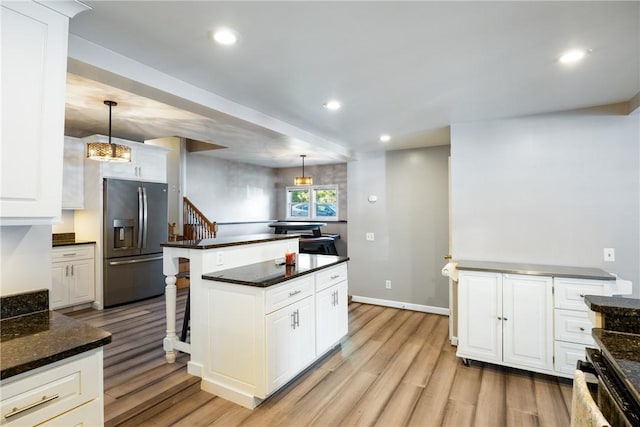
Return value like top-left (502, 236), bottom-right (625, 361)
top-left (366, 232), bottom-right (374, 241)
top-left (603, 248), bottom-right (615, 262)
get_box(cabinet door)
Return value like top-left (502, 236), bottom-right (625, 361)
top-left (69, 259), bottom-right (95, 305)
top-left (266, 305), bottom-right (297, 393)
top-left (457, 271), bottom-right (502, 363)
top-left (502, 274), bottom-right (553, 371)
top-left (135, 147), bottom-right (167, 183)
top-left (316, 281), bottom-right (348, 356)
top-left (0, 2), bottom-right (68, 223)
top-left (266, 296), bottom-right (315, 394)
top-left (62, 137), bottom-right (85, 209)
top-left (50, 263), bottom-right (67, 309)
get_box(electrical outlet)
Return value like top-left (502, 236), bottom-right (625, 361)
top-left (366, 232), bottom-right (375, 241)
top-left (385, 280), bottom-right (391, 289)
top-left (603, 248), bottom-right (615, 262)
top-left (216, 252), bottom-right (224, 265)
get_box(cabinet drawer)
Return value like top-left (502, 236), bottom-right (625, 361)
top-left (52, 245), bottom-right (93, 262)
top-left (1, 350), bottom-right (100, 426)
top-left (554, 278), bottom-right (605, 311)
top-left (266, 276), bottom-right (314, 314)
top-left (315, 263), bottom-right (347, 292)
top-left (554, 341), bottom-right (590, 377)
top-left (554, 309), bottom-right (595, 345)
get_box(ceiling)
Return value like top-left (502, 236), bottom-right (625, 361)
top-left (65, 1), bottom-right (640, 168)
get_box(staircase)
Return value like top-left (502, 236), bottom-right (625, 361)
top-left (182, 197), bottom-right (217, 240)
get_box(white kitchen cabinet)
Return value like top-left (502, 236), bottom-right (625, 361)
top-left (51, 245), bottom-right (95, 309)
top-left (83, 135), bottom-right (169, 183)
top-left (266, 295), bottom-right (315, 393)
top-left (62, 137), bottom-right (85, 209)
top-left (553, 277), bottom-right (607, 376)
top-left (199, 261), bottom-right (349, 409)
top-left (457, 271), bottom-right (553, 373)
top-left (0, 349), bottom-right (103, 426)
top-left (0, 1), bottom-right (87, 225)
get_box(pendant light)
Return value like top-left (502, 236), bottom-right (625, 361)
top-left (293, 154), bottom-right (313, 186)
top-left (86, 100), bottom-right (132, 162)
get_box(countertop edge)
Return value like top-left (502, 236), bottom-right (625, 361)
top-left (204, 257), bottom-right (349, 287)
top-left (1, 334), bottom-right (112, 380)
top-left (456, 260), bottom-right (615, 281)
top-left (52, 241), bottom-right (96, 247)
top-left (161, 234), bottom-right (299, 250)
top-left (584, 295), bottom-right (640, 316)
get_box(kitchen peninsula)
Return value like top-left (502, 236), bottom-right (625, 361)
top-left (162, 234), bottom-right (349, 409)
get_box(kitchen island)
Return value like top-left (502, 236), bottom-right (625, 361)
top-left (162, 235), bottom-right (348, 409)
top-left (161, 234), bottom-right (300, 364)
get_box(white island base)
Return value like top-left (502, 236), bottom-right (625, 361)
top-left (162, 234), bottom-right (348, 409)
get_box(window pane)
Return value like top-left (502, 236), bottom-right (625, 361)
top-left (313, 188), bottom-right (337, 218)
top-left (288, 188), bottom-right (310, 218)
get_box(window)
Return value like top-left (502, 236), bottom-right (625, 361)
top-left (286, 185), bottom-right (338, 220)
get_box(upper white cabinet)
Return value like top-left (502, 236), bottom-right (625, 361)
top-left (0, 1), bottom-right (88, 225)
top-left (62, 137), bottom-right (85, 209)
top-left (457, 271), bottom-right (553, 373)
top-left (82, 135), bottom-right (169, 183)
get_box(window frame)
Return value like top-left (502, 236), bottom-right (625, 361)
top-left (286, 185), bottom-right (338, 221)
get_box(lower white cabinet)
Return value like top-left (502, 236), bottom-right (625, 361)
top-left (553, 277), bottom-right (606, 376)
top-left (201, 262), bottom-right (348, 409)
top-left (0, 349), bottom-right (103, 426)
top-left (316, 282), bottom-right (348, 356)
top-left (51, 245), bottom-right (95, 309)
top-left (266, 295), bottom-right (315, 393)
top-left (457, 271), bottom-right (553, 373)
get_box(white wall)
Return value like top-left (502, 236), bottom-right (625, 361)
top-left (0, 225), bottom-right (52, 296)
top-left (348, 146), bottom-right (450, 310)
top-left (451, 107), bottom-right (640, 296)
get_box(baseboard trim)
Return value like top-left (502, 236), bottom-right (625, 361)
top-left (351, 295), bottom-right (449, 316)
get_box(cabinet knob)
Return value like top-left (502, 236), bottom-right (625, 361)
top-left (579, 294), bottom-right (585, 298)
top-left (503, 317), bottom-right (508, 321)
top-left (497, 316), bottom-right (502, 320)
top-left (579, 327), bottom-right (585, 331)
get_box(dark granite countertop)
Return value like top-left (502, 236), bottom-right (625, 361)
top-left (456, 260), bottom-right (615, 280)
top-left (52, 240), bottom-right (96, 247)
top-left (203, 253), bottom-right (349, 287)
top-left (161, 233), bottom-right (299, 250)
top-left (0, 311), bottom-right (112, 380)
top-left (585, 295), bottom-right (640, 317)
top-left (592, 328), bottom-right (640, 408)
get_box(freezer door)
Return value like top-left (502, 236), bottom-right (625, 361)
top-left (104, 179), bottom-right (142, 258)
top-left (141, 182), bottom-right (168, 255)
top-left (103, 254), bottom-right (165, 307)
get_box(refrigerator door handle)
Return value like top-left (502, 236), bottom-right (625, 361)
top-left (108, 255), bottom-right (163, 266)
top-left (137, 186), bottom-right (144, 249)
top-left (142, 186), bottom-right (148, 248)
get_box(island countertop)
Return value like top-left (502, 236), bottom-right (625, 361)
top-left (203, 253), bottom-right (349, 287)
top-left (456, 260), bottom-right (615, 280)
top-left (161, 233), bottom-right (299, 250)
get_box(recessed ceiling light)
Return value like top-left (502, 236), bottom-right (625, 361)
top-left (212, 28), bottom-right (238, 45)
top-left (323, 100), bottom-right (341, 111)
top-left (379, 134), bottom-right (391, 142)
top-left (559, 48), bottom-right (589, 64)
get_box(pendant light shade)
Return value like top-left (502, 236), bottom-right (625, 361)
top-left (294, 154), bottom-right (313, 186)
top-left (86, 101), bottom-right (131, 162)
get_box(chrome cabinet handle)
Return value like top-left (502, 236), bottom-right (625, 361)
top-left (63, 253), bottom-right (77, 257)
top-left (330, 275), bottom-right (340, 280)
top-left (289, 290), bottom-right (301, 297)
top-left (71, 264), bottom-right (74, 276)
top-left (296, 309), bottom-right (300, 327)
top-left (291, 312), bottom-right (296, 329)
top-left (65, 265), bottom-right (69, 276)
top-left (4, 394), bottom-right (59, 419)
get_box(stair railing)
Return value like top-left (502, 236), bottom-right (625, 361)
top-left (183, 197), bottom-right (217, 240)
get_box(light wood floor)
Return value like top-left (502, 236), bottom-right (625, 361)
top-left (66, 289), bottom-right (573, 427)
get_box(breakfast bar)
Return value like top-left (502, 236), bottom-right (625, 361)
top-left (162, 234), bottom-right (349, 409)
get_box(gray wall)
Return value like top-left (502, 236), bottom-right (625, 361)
top-left (275, 163), bottom-right (348, 256)
top-left (451, 108), bottom-right (640, 296)
top-left (185, 154), bottom-right (278, 232)
top-left (348, 146), bottom-right (450, 309)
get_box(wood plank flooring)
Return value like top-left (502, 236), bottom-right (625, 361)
top-left (65, 290), bottom-right (573, 426)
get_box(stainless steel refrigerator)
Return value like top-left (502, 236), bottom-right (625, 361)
top-left (103, 178), bottom-right (168, 307)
